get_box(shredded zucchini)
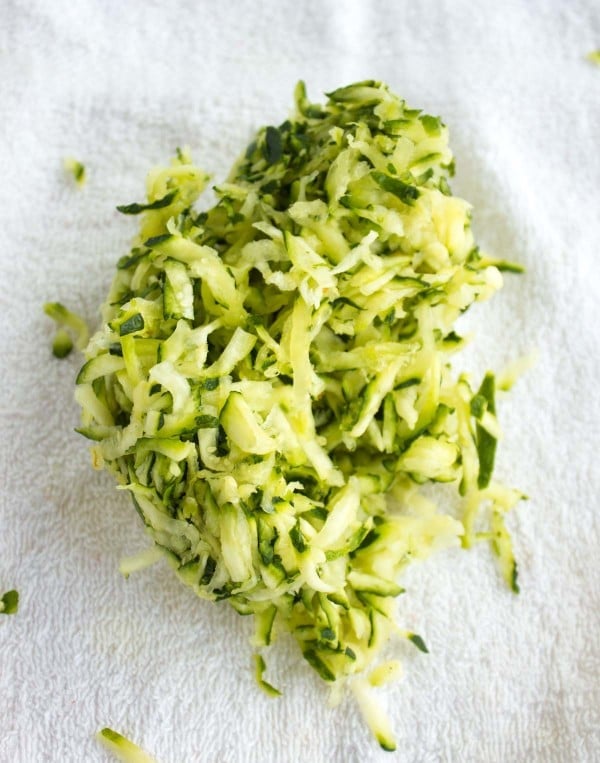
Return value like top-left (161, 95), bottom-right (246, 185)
top-left (64, 157), bottom-right (86, 186)
top-left (368, 659), bottom-right (402, 687)
top-left (254, 653), bottom-right (282, 697)
top-left (352, 678), bottom-right (397, 751)
top-left (44, 301), bottom-right (89, 356)
top-left (586, 50), bottom-right (600, 65)
top-left (52, 328), bottom-right (73, 358)
top-left (118, 546), bottom-right (164, 579)
top-left (0, 589), bottom-right (18, 615)
top-left (96, 728), bottom-right (156, 763)
top-left (76, 82), bottom-right (525, 750)
top-left (497, 351), bottom-right (537, 392)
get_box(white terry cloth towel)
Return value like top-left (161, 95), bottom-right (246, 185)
top-left (1, 1), bottom-right (599, 761)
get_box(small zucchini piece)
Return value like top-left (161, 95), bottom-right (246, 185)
top-left (117, 189), bottom-right (179, 215)
top-left (0, 590), bottom-right (19, 615)
top-left (254, 653), bottom-right (282, 697)
top-left (347, 571), bottom-right (403, 597)
top-left (96, 727), bottom-right (157, 763)
top-left (220, 392), bottom-right (276, 455)
top-left (163, 259), bottom-right (194, 320)
top-left (44, 301), bottom-right (89, 350)
top-left (76, 354), bottom-right (125, 384)
top-left (254, 604), bottom-right (278, 646)
top-left (52, 329), bottom-right (73, 358)
top-left (302, 647), bottom-right (336, 682)
top-left (476, 373), bottom-right (497, 489)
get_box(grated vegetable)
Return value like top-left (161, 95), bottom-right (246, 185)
top-left (76, 81), bottom-right (525, 750)
top-left (0, 589), bottom-right (19, 615)
top-left (586, 50), bottom-right (600, 66)
top-left (64, 157), bottom-right (86, 186)
top-left (96, 728), bottom-right (156, 763)
top-left (44, 301), bottom-right (89, 358)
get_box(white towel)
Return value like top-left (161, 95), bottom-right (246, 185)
top-left (1, 1), bottom-right (599, 761)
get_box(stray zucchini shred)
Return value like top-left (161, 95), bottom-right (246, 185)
top-left (0, 589), bottom-right (19, 615)
top-left (52, 328), bottom-right (73, 358)
top-left (44, 301), bottom-right (89, 358)
top-left (64, 157), bottom-right (86, 186)
top-left (96, 728), bottom-right (157, 763)
top-left (76, 82), bottom-right (525, 750)
top-left (586, 50), bottom-right (600, 66)
top-left (254, 653), bottom-right (282, 697)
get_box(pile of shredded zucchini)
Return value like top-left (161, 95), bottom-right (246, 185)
top-left (76, 81), bottom-right (524, 750)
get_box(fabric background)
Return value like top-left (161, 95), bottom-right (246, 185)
top-left (1, 1), bottom-right (599, 761)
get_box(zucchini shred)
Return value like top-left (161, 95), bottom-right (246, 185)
top-left (96, 728), bottom-right (156, 763)
top-left (76, 81), bottom-right (524, 750)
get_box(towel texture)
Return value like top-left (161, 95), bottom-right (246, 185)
top-left (1, 1), bottom-right (599, 761)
